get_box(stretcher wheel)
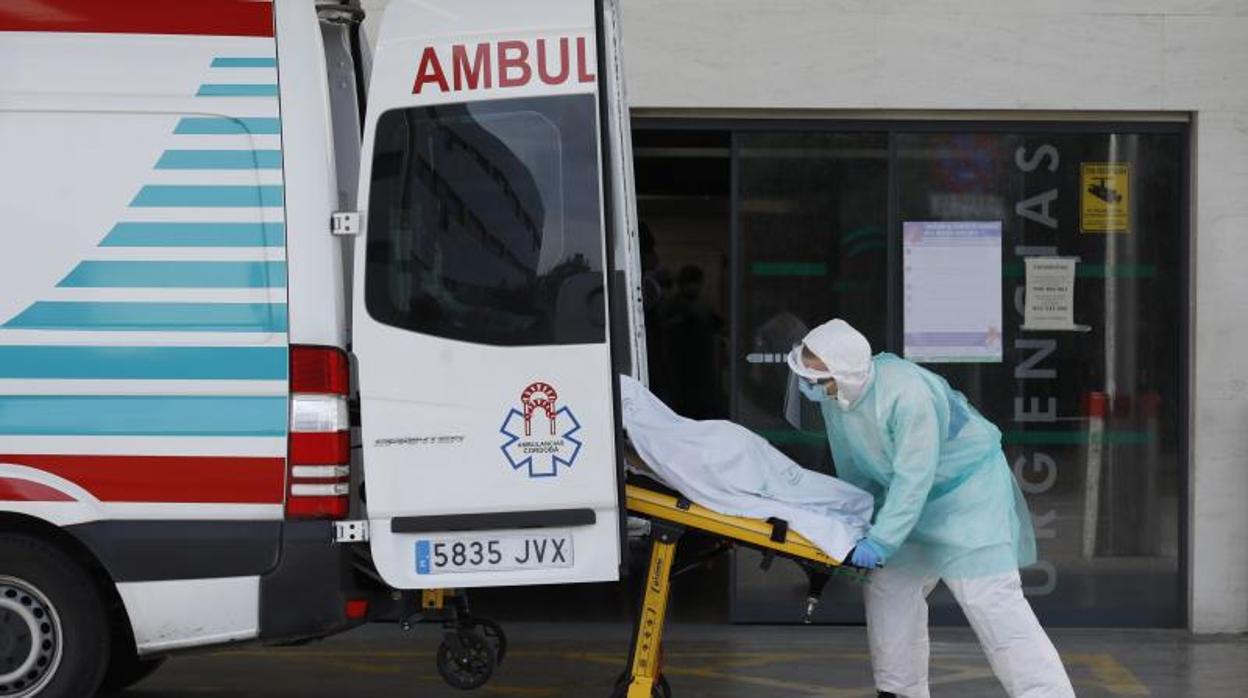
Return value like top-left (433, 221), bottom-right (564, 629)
top-left (465, 617), bottom-right (507, 665)
top-left (436, 629), bottom-right (496, 690)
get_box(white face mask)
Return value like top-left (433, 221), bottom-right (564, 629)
top-left (797, 378), bottom-right (833, 403)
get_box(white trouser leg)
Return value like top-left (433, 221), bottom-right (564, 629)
top-left (864, 565), bottom-right (939, 698)
top-left (945, 571), bottom-right (1075, 698)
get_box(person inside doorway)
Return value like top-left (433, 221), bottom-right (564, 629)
top-left (657, 264), bottom-right (724, 419)
top-left (788, 318), bottom-right (1075, 698)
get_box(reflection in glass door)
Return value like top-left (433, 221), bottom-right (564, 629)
top-left (631, 121), bottom-right (1187, 627)
top-left (894, 131), bottom-right (1186, 627)
top-left (732, 132), bottom-right (889, 623)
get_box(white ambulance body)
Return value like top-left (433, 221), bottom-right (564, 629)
top-left (0, 1), bottom-right (639, 695)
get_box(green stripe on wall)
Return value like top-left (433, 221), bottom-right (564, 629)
top-left (840, 226), bottom-right (885, 245)
top-left (752, 262), bottom-right (828, 277)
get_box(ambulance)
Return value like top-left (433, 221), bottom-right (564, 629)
top-left (0, 0), bottom-right (641, 695)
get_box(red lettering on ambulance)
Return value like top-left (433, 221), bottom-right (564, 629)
top-left (453, 43), bottom-right (492, 91)
top-left (498, 40), bottom-right (531, 88)
top-left (577, 36), bottom-right (596, 83)
top-left (412, 46), bottom-right (449, 94)
top-left (413, 36), bottom-right (595, 94)
top-left (537, 37), bottom-right (570, 85)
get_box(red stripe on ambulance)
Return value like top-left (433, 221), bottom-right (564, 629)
top-left (0, 477), bottom-right (75, 502)
top-left (0, 455), bottom-right (286, 504)
top-left (0, 0), bottom-right (274, 38)
top-left (413, 36), bottom-right (596, 94)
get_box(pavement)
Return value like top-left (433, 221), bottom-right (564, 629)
top-left (125, 622), bottom-right (1248, 697)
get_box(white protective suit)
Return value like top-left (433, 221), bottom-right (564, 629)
top-left (618, 374), bottom-right (873, 561)
top-left (866, 566), bottom-right (1072, 698)
top-left (792, 319), bottom-right (1074, 698)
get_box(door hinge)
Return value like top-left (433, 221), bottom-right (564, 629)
top-left (331, 211), bottom-right (362, 237)
top-left (333, 519), bottom-right (370, 543)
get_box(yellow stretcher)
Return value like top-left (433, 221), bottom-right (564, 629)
top-left (614, 480), bottom-right (866, 698)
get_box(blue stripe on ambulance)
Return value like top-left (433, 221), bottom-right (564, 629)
top-left (196, 84), bottom-right (279, 97)
top-left (0, 396), bottom-right (287, 436)
top-left (100, 222), bottom-right (285, 248)
top-left (210, 57), bottom-right (278, 68)
top-left (155, 150), bottom-right (283, 170)
top-left (58, 261), bottom-right (287, 288)
top-left (174, 117), bottom-right (281, 135)
top-left (0, 346), bottom-right (286, 380)
top-left (4, 302), bottom-right (288, 333)
top-left (131, 185), bottom-right (284, 208)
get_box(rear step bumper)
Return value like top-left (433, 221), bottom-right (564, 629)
top-left (257, 519), bottom-right (373, 645)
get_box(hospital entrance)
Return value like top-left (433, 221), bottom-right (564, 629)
top-left (631, 120), bottom-right (1188, 628)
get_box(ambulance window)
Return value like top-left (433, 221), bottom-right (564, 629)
top-left (365, 94), bottom-right (606, 346)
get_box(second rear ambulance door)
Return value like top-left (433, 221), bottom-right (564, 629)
top-left (352, 0), bottom-right (624, 589)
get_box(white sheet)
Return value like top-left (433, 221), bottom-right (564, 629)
top-left (619, 375), bottom-right (874, 560)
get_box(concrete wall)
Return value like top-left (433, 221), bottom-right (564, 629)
top-left (353, 0), bottom-right (1248, 632)
top-left (619, 0), bottom-right (1248, 633)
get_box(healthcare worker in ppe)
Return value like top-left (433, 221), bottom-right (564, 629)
top-left (788, 319), bottom-right (1074, 698)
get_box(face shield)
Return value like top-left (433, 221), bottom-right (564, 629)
top-left (783, 343), bottom-right (833, 432)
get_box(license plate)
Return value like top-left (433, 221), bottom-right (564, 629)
top-left (415, 531), bottom-right (574, 575)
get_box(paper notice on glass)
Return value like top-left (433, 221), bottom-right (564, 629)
top-left (1022, 257), bottom-right (1083, 331)
top-left (903, 221), bottom-right (1003, 363)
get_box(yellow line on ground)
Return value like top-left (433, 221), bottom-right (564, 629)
top-left (712, 652), bottom-right (858, 669)
top-left (1066, 653), bottom-right (1151, 696)
top-left (665, 665), bottom-right (869, 697)
top-left (211, 645), bottom-right (1153, 695)
top-left (926, 663), bottom-right (997, 687)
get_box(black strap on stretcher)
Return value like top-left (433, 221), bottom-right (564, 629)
top-left (765, 517), bottom-right (789, 543)
top-left (756, 517), bottom-right (789, 571)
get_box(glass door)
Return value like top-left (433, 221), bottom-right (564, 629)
top-left (731, 131), bottom-right (889, 623)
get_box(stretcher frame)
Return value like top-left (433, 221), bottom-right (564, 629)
top-left (616, 482), bottom-right (864, 698)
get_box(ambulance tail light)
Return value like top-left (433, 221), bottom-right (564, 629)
top-left (287, 346), bottom-right (351, 520)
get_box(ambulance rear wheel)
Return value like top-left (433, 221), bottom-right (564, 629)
top-left (0, 535), bottom-right (109, 698)
top-left (436, 629), bottom-right (496, 690)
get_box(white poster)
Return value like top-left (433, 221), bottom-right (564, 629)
top-left (903, 221), bottom-right (1003, 363)
top-left (1022, 257), bottom-right (1081, 331)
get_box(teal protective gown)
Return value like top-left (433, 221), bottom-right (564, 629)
top-left (820, 353), bottom-right (1036, 579)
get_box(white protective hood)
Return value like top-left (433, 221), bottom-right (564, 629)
top-left (619, 375), bottom-right (873, 561)
top-left (786, 318), bottom-right (876, 410)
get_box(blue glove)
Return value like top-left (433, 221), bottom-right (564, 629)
top-left (849, 539), bottom-right (885, 569)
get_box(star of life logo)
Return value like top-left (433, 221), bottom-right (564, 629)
top-left (500, 382), bottom-right (582, 478)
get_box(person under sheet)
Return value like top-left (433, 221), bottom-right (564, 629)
top-left (618, 374), bottom-right (874, 561)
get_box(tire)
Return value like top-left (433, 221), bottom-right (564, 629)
top-left (98, 653), bottom-right (165, 695)
top-left (0, 535), bottom-right (110, 698)
top-left (435, 629), bottom-right (496, 690)
top-left (463, 618), bottom-right (506, 666)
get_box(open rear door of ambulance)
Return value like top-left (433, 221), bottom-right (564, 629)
top-left (352, 0), bottom-right (628, 589)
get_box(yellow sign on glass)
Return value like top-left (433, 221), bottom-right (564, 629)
top-left (1081, 163), bottom-right (1130, 234)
